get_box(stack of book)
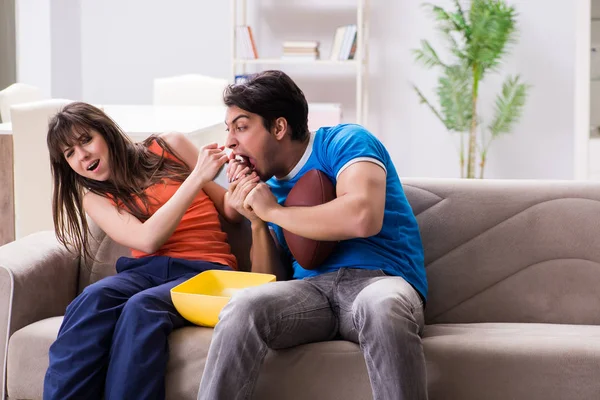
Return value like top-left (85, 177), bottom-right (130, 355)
top-left (236, 26), bottom-right (258, 59)
top-left (330, 24), bottom-right (357, 61)
top-left (281, 41), bottom-right (320, 61)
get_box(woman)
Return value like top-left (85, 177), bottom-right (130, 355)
top-left (43, 102), bottom-right (258, 400)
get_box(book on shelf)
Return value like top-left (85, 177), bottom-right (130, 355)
top-left (236, 25), bottom-right (258, 59)
top-left (330, 24), bottom-right (357, 61)
top-left (283, 41), bottom-right (319, 49)
top-left (281, 40), bottom-right (320, 60)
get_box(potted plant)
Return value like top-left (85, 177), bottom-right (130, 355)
top-left (413, 0), bottom-right (529, 178)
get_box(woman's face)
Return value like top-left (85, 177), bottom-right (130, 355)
top-left (61, 129), bottom-right (111, 181)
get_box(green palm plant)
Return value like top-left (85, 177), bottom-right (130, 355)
top-left (413, 0), bottom-right (529, 178)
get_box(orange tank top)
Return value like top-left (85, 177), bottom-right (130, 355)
top-left (114, 140), bottom-right (237, 269)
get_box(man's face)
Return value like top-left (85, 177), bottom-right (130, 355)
top-left (225, 106), bottom-right (278, 181)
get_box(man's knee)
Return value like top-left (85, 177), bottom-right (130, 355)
top-left (219, 284), bottom-right (281, 323)
top-left (217, 281), bottom-right (308, 336)
top-left (352, 277), bottom-right (422, 327)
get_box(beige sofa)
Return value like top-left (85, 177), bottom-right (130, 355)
top-left (1, 178), bottom-right (600, 400)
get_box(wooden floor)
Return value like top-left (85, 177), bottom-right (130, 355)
top-left (0, 134), bottom-right (14, 246)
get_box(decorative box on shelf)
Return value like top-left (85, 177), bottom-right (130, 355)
top-left (308, 103), bottom-right (342, 132)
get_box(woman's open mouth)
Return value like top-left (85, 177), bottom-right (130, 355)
top-left (86, 160), bottom-right (100, 172)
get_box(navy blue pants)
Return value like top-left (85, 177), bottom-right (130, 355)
top-left (43, 256), bottom-right (231, 400)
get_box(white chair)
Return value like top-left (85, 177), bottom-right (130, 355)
top-left (153, 74), bottom-right (229, 107)
top-left (11, 99), bottom-right (72, 239)
top-left (0, 83), bottom-right (44, 122)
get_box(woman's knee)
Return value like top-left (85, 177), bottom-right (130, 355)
top-left (120, 291), bottom-right (164, 321)
top-left (73, 279), bottom-right (123, 312)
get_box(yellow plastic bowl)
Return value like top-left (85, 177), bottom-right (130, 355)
top-left (171, 269), bottom-right (276, 327)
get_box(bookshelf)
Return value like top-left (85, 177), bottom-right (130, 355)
top-left (590, 6), bottom-right (600, 180)
top-left (233, 59), bottom-right (359, 66)
top-left (230, 0), bottom-right (370, 126)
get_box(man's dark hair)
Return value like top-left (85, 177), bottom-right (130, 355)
top-left (223, 70), bottom-right (310, 141)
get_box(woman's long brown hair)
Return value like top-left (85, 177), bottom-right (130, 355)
top-left (47, 102), bottom-right (191, 261)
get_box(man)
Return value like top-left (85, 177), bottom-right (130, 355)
top-left (198, 70), bottom-right (428, 400)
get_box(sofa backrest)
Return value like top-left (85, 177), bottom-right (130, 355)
top-left (402, 178), bottom-right (600, 326)
top-left (78, 217), bottom-right (252, 292)
top-left (79, 178), bottom-right (600, 326)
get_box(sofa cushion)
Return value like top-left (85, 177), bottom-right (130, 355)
top-left (424, 323), bottom-right (600, 400)
top-left (7, 317), bottom-right (371, 400)
top-left (12, 318), bottom-right (600, 400)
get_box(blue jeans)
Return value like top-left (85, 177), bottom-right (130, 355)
top-left (198, 268), bottom-right (427, 400)
top-left (44, 256), bottom-right (231, 400)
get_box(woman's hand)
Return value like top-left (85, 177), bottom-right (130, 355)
top-left (193, 143), bottom-right (229, 184)
top-left (227, 172), bottom-right (261, 221)
top-left (227, 154), bottom-right (253, 183)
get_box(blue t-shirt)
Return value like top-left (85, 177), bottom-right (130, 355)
top-left (266, 124), bottom-right (428, 301)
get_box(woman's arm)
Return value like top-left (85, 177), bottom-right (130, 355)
top-left (160, 132), bottom-right (243, 223)
top-left (225, 173), bottom-right (290, 280)
top-left (203, 182), bottom-right (242, 223)
top-left (248, 220), bottom-right (292, 281)
top-left (83, 142), bottom-right (228, 254)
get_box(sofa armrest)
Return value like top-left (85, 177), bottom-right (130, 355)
top-left (0, 230), bottom-right (79, 332)
top-left (0, 231), bottom-right (79, 392)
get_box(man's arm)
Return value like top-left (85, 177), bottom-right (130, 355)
top-left (245, 161), bottom-right (386, 241)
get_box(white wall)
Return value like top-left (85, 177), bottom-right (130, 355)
top-left (244, 0), bottom-right (585, 179)
top-left (80, 0), bottom-right (231, 104)
top-left (16, 0), bottom-right (52, 96)
top-left (44, 0), bottom-right (586, 179)
top-left (373, 0), bottom-right (582, 180)
top-left (465, 0), bottom-right (579, 179)
top-left (50, 0), bottom-right (82, 100)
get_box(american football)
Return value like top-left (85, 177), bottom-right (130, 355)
top-left (283, 169), bottom-right (338, 270)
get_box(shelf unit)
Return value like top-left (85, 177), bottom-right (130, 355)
top-left (233, 59), bottom-right (359, 66)
top-left (230, 0), bottom-right (370, 126)
top-left (590, 9), bottom-right (600, 180)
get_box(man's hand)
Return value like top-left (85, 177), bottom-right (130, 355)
top-left (244, 183), bottom-right (281, 222)
top-left (227, 172), bottom-right (260, 221)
